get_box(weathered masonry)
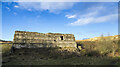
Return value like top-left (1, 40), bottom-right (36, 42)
top-left (13, 31), bottom-right (77, 48)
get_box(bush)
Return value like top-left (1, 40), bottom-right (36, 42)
top-left (80, 49), bottom-right (86, 56)
top-left (76, 35), bottom-right (119, 57)
top-left (116, 48), bottom-right (120, 55)
top-left (2, 44), bottom-right (12, 55)
top-left (86, 50), bottom-right (101, 57)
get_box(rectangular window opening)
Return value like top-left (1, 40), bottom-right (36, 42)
top-left (60, 36), bottom-right (63, 40)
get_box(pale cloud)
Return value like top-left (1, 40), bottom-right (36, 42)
top-left (17, 2), bottom-right (75, 13)
top-left (65, 15), bottom-right (76, 18)
top-left (82, 6), bottom-right (105, 17)
top-left (14, 5), bottom-right (19, 8)
top-left (28, 9), bottom-right (32, 11)
top-left (65, 6), bottom-right (103, 21)
top-left (13, 12), bottom-right (17, 15)
top-left (6, 7), bottom-right (10, 11)
top-left (87, 6), bottom-right (105, 12)
top-left (81, 11), bottom-right (98, 18)
top-left (68, 5), bottom-right (117, 26)
top-left (70, 14), bottom-right (117, 26)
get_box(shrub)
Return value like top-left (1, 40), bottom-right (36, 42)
top-left (86, 50), bottom-right (101, 57)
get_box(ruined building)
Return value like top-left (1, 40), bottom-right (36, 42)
top-left (13, 31), bottom-right (77, 48)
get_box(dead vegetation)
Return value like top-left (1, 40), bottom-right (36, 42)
top-left (1, 35), bottom-right (120, 65)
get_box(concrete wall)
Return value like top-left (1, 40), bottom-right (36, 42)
top-left (13, 31), bottom-right (77, 48)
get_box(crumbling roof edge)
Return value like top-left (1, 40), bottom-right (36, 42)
top-left (15, 30), bottom-right (74, 35)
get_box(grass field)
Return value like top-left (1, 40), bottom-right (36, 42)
top-left (1, 48), bottom-right (120, 65)
top-left (1, 47), bottom-right (120, 65)
top-left (1, 35), bottom-right (120, 65)
top-left (0, 44), bottom-right (12, 55)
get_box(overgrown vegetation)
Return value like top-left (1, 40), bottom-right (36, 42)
top-left (1, 35), bottom-right (120, 65)
top-left (1, 44), bottom-right (12, 55)
top-left (2, 48), bottom-right (120, 65)
top-left (76, 35), bottom-right (119, 57)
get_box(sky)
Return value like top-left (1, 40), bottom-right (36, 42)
top-left (1, 2), bottom-right (118, 41)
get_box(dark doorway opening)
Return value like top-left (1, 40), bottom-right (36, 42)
top-left (60, 36), bottom-right (63, 40)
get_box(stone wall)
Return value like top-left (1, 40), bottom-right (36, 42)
top-left (13, 31), bottom-right (77, 48)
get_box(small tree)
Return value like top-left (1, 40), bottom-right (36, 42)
top-left (100, 33), bottom-right (104, 41)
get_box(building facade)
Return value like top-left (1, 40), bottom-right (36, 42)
top-left (13, 31), bottom-right (77, 48)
